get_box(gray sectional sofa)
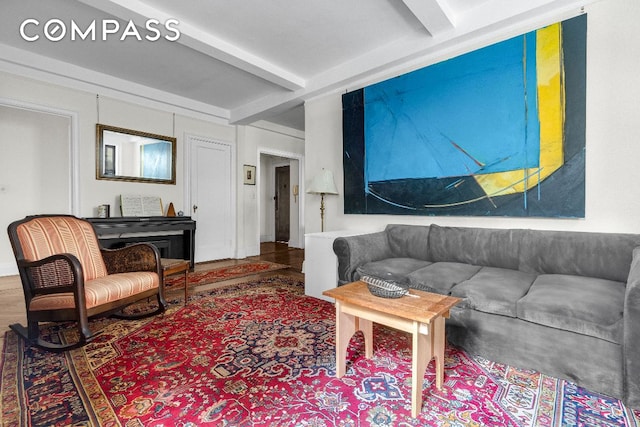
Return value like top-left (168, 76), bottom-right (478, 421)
top-left (332, 223), bottom-right (640, 408)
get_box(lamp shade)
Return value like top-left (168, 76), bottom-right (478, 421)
top-left (307, 169), bottom-right (339, 195)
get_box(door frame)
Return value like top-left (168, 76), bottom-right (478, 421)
top-left (184, 133), bottom-right (237, 258)
top-left (257, 148), bottom-right (305, 249)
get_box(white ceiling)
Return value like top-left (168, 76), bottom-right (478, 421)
top-left (0, 0), bottom-right (595, 131)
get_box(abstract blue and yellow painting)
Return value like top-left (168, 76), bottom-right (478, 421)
top-left (342, 14), bottom-right (586, 217)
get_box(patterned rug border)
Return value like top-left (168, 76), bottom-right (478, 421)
top-left (165, 260), bottom-right (290, 289)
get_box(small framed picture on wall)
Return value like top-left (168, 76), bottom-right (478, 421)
top-left (243, 165), bottom-right (256, 185)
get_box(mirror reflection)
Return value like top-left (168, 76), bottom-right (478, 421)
top-left (96, 124), bottom-right (176, 184)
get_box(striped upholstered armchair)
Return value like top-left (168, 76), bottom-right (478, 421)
top-left (7, 215), bottom-right (167, 351)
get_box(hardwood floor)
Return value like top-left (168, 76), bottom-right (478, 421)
top-left (0, 243), bottom-right (304, 350)
top-left (250, 241), bottom-right (304, 272)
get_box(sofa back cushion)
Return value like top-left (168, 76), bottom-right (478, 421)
top-left (427, 224), bottom-right (524, 270)
top-left (519, 229), bottom-right (640, 282)
top-left (385, 224), bottom-right (431, 260)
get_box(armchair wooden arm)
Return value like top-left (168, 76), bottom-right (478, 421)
top-left (18, 252), bottom-right (84, 296)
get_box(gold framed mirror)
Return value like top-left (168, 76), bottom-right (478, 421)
top-left (96, 124), bottom-right (176, 184)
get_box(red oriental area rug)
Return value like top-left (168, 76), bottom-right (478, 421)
top-left (1, 277), bottom-right (639, 426)
top-left (165, 260), bottom-right (289, 288)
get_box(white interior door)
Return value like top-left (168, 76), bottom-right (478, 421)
top-left (190, 137), bottom-right (234, 262)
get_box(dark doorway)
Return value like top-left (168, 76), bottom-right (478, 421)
top-left (275, 166), bottom-right (290, 242)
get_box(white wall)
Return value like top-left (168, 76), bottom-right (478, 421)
top-left (259, 154), bottom-right (275, 242)
top-left (0, 71), bottom-right (303, 274)
top-left (305, 0), bottom-right (640, 235)
top-left (0, 72), bottom-right (230, 218)
top-left (288, 158), bottom-right (301, 246)
top-left (238, 123), bottom-right (305, 254)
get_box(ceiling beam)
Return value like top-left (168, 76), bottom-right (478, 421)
top-left (76, 0), bottom-right (306, 91)
top-left (230, 90), bottom-right (303, 126)
top-left (401, 0), bottom-right (456, 37)
top-left (176, 27), bottom-right (306, 91)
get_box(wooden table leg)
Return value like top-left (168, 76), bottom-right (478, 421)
top-left (335, 301), bottom-right (356, 378)
top-left (411, 320), bottom-right (432, 418)
top-left (183, 268), bottom-right (189, 305)
top-left (161, 259), bottom-right (191, 306)
top-left (433, 315), bottom-right (445, 389)
top-left (359, 318), bottom-right (374, 359)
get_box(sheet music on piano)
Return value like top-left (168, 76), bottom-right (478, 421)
top-left (120, 195), bottom-right (163, 217)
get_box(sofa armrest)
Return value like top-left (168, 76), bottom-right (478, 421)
top-left (624, 247), bottom-right (640, 407)
top-left (333, 231), bottom-right (392, 285)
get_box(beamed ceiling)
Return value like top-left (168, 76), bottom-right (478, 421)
top-left (0, 0), bottom-right (597, 131)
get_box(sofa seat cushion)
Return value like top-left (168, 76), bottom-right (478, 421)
top-left (357, 258), bottom-right (431, 284)
top-left (451, 267), bottom-right (537, 317)
top-left (407, 262), bottom-right (481, 295)
top-left (517, 274), bottom-right (625, 344)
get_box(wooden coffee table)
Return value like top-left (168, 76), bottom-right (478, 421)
top-left (323, 281), bottom-right (461, 418)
